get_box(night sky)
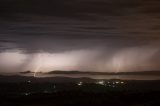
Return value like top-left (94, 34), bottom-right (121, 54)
top-left (0, 0), bottom-right (160, 73)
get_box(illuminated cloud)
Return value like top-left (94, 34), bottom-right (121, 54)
top-left (0, 50), bottom-right (27, 72)
top-left (0, 0), bottom-right (160, 73)
top-left (109, 46), bottom-right (159, 72)
top-left (0, 44), bottom-right (159, 73)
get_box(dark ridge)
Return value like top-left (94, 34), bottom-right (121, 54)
top-left (0, 75), bottom-right (95, 83)
top-left (47, 70), bottom-right (160, 75)
top-left (20, 70), bottom-right (33, 74)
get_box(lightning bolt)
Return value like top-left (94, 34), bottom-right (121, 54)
top-left (112, 57), bottom-right (122, 73)
top-left (33, 53), bottom-right (43, 77)
top-left (116, 60), bottom-right (121, 73)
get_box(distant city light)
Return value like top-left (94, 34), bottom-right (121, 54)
top-left (112, 85), bottom-right (115, 88)
top-left (44, 90), bottom-right (51, 94)
top-left (44, 90), bottom-right (48, 93)
top-left (77, 82), bottom-right (83, 86)
top-left (115, 81), bottom-right (119, 84)
top-left (27, 80), bottom-right (31, 83)
top-left (24, 93), bottom-right (30, 96)
top-left (96, 80), bottom-right (105, 85)
top-left (53, 85), bottom-right (56, 89)
top-left (121, 81), bottom-right (124, 84)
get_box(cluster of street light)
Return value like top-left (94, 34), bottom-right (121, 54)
top-left (23, 80), bottom-right (125, 96)
top-left (96, 80), bottom-right (125, 87)
top-left (77, 80), bottom-right (125, 88)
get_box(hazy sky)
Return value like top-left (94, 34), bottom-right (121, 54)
top-left (0, 0), bottom-right (160, 73)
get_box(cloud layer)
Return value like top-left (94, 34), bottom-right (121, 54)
top-left (0, 0), bottom-right (160, 72)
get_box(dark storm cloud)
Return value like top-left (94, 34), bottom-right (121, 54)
top-left (0, 0), bottom-right (137, 19)
top-left (0, 0), bottom-right (160, 18)
top-left (0, 0), bottom-right (160, 72)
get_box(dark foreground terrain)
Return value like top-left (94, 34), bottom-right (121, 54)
top-left (0, 76), bottom-right (160, 106)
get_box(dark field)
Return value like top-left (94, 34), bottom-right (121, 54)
top-left (0, 76), bottom-right (160, 106)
